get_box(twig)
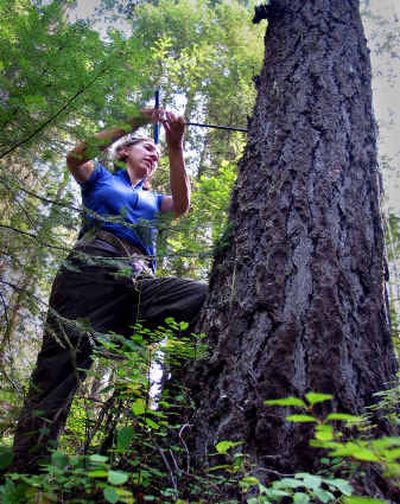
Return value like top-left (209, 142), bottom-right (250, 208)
top-left (0, 289), bottom-right (9, 331)
top-left (186, 121), bottom-right (248, 133)
top-left (0, 223), bottom-right (69, 252)
top-left (83, 393), bottom-right (117, 454)
top-left (154, 441), bottom-right (178, 493)
top-left (0, 177), bottom-right (81, 213)
top-left (256, 466), bottom-right (296, 478)
top-left (168, 447), bottom-right (182, 474)
top-left (0, 278), bottom-right (48, 310)
top-left (179, 423), bottom-right (192, 473)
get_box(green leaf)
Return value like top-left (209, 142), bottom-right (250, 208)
top-left (372, 437), bottom-right (400, 449)
top-left (351, 448), bottom-right (379, 462)
top-left (326, 413), bottom-right (362, 423)
top-left (165, 317), bottom-right (179, 329)
top-left (265, 397), bottom-right (307, 408)
top-left (315, 489), bottom-right (335, 503)
top-left (293, 493), bottom-right (311, 504)
top-left (325, 442), bottom-right (360, 457)
top-left (295, 473), bottom-right (322, 490)
top-left (88, 470), bottom-right (108, 478)
top-left (117, 426), bottom-right (134, 450)
top-left (274, 478), bottom-right (305, 489)
top-left (266, 488), bottom-right (291, 498)
top-left (379, 447), bottom-right (400, 460)
top-left (104, 486), bottom-right (119, 503)
top-left (215, 440), bottom-right (242, 454)
top-left (131, 398), bottom-right (146, 416)
top-left (69, 455), bottom-right (81, 467)
top-left (240, 476), bottom-right (259, 486)
top-left (24, 95), bottom-right (46, 105)
top-left (206, 464), bottom-right (232, 471)
top-left (326, 478), bottom-right (353, 496)
top-left (328, 442), bottom-right (379, 462)
top-left (343, 497), bottom-right (388, 504)
top-left (50, 451), bottom-right (69, 468)
top-left (145, 417), bottom-right (159, 430)
top-left (0, 480), bottom-right (28, 503)
top-left (108, 470), bottom-right (129, 485)
top-left (286, 415), bottom-right (318, 423)
top-left (315, 424), bottom-right (334, 441)
top-left (305, 392), bottom-right (333, 405)
top-left (89, 454), bottom-right (108, 464)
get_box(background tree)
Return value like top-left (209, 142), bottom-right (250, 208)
top-left (126, 0), bottom-right (264, 277)
top-left (184, 0), bottom-right (398, 496)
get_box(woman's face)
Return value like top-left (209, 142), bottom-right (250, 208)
top-left (124, 140), bottom-right (160, 180)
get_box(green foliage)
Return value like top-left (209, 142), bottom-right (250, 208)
top-left (130, 0), bottom-right (262, 155)
top-left (157, 160), bottom-right (237, 277)
top-left (1, 319), bottom-right (207, 502)
top-left (0, 0), bottom-right (148, 159)
top-left (215, 440), bottom-right (243, 455)
top-left (262, 392), bottom-right (400, 503)
top-left (343, 498), bottom-right (387, 504)
top-left (243, 472), bottom-right (353, 504)
top-left (2, 451), bottom-right (134, 503)
top-left (0, 479), bottom-right (28, 504)
top-left (305, 393), bottom-right (334, 406)
top-left (286, 414), bottom-right (319, 423)
top-left (0, 447), bottom-right (13, 470)
top-left (265, 397), bottom-right (308, 408)
top-left (265, 393), bottom-right (333, 410)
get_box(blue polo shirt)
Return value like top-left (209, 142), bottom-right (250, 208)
top-left (80, 163), bottom-right (165, 268)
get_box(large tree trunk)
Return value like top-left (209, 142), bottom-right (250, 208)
top-left (186, 0), bottom-right (397, 481)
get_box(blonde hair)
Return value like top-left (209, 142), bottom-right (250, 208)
top-left (113, 136), bottom-right (159, 190)
top-left (114, 136), bottom-right (158, 163)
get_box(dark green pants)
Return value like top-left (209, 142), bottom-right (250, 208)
top-left (12, 238), bottom-right (207, 473)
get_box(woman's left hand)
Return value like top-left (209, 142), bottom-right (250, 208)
top-left (162, 111), bottom-right (185, 149)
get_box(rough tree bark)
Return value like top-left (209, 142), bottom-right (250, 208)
top-left (185, 0), bottom-right (398, 491)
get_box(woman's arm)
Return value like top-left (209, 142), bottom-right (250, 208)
top-left (160, 111), bottom-right (191, 217)
top-left (66, 110), bottom-right (153, 183)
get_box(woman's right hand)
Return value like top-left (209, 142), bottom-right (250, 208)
top-left (137, 108), bottom-right (185, 147)
top-left (162, 111), bottom-right (185, 150)
top-left (136, 108), bottom-right (166, 126)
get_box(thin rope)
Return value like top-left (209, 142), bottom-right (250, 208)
top-left (185, 121), bottom-right (248, 133)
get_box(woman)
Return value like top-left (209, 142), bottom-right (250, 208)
top-left (12, 108), bottom-right (207, 473)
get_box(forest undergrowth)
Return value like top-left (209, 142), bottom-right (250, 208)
top-left (1, 324), bottom-right (400, 504)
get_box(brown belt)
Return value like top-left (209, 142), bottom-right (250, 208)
top-left (78, 229), bottom-right (146, 258)
top-left (95, 230), bottom-right (147, 257)
top-left (78, 230), bottom-right (154, 277)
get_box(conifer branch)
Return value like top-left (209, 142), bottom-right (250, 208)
top-left (0, 65), bottom-right (110, 160)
